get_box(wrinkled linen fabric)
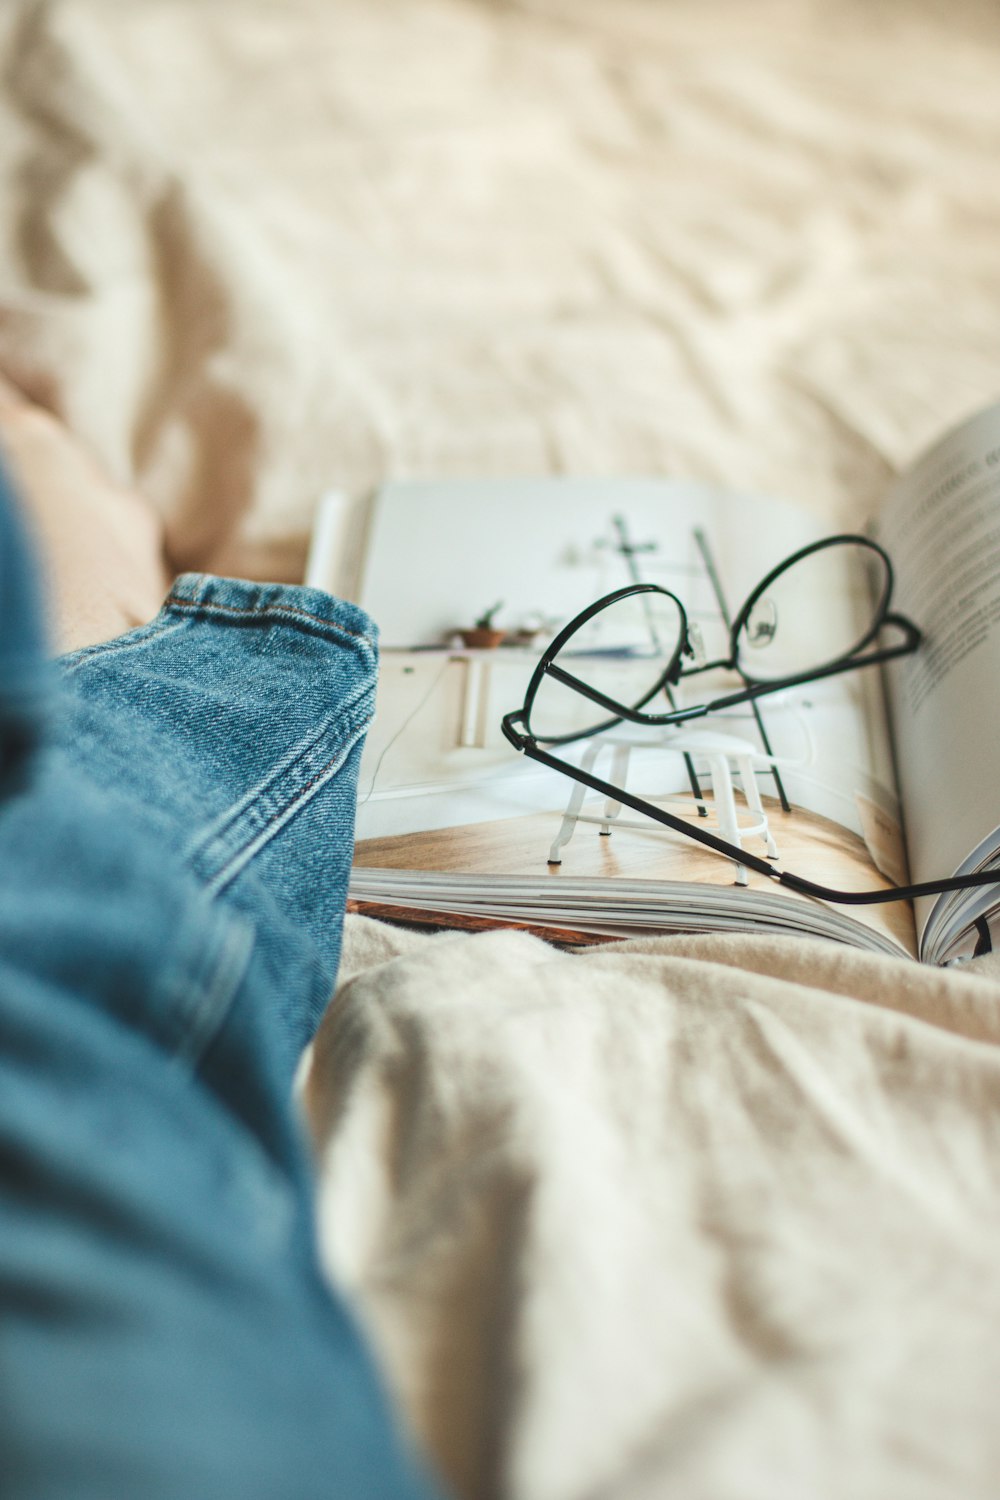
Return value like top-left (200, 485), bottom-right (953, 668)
top-left (2, 1), bottom-right (1000, 1497)
top-left (311, 921), bottom-right (1000, 1500)
top-left (1, 0), bottom-right (999, 576)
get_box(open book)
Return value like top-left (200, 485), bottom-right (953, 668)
top-left (308, 404), bottom-right (1000, 965)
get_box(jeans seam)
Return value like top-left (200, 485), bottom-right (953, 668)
top-left (164, 592), bottom-right (375, 650)
top-left (185, 677), bottom-right (375, 897)
top-left (205, 725), bottom-right (368, 900)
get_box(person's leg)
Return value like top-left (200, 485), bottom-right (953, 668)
top-left (0, 402), bottom-right (442, 1498)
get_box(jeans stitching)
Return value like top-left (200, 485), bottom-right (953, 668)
top-left (165, 592), bottom-right (375, 648)
top-left (61, 587), bottom-right (375, 679)
top-left (184, 671), bottom-right (374, 862)
top-left (186, 681), bottom-right (375, 894)
top-left (203, 722), bottom-right (368, 900)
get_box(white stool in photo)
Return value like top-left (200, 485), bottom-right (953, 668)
top-left (546, 729), bottom-right (786, 885)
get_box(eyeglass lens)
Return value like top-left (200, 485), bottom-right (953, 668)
top-left (528, 591), bottom-right (686, 742)
top-left (733, 539), bottom-right (891, 683)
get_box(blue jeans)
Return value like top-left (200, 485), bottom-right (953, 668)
top-left (0, 467), bottom-right (443, 1500)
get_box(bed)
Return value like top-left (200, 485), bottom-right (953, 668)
top-left (3, 1), bottom-right (1000, 1494)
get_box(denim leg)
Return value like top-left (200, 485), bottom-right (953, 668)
top-left (0, 470), bottom-right (442, 1500)
top-left (56, 572), bottom-right (385, 1154)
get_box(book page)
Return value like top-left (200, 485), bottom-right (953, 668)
top-left (348, 478), bottom-right (913, 956)
top-left (876, 404), bottom-right (1000, 963)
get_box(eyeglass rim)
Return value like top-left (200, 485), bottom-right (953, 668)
top-left (727, 533), bottom-right (895, 686)
top-left (502, 532), bottom-right (922, 751)
top-left (514, 582), bottom-right (691, 749)
top-left (498, 532), bottom-right (958, 908)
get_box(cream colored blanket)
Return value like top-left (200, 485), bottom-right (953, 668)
top-left (2, 1), bottom-right (1000, 1496)
top-left (312, 923), bottom-right (1000, 1500)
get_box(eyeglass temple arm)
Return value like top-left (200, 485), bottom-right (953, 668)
top-left (501, 710), bottom-right (530, 749)
top-left (692, 616), bottom-right (923, 715)
top-left (882, 613), bottom-right (922, 650)
top-left (542, 660), bottom-right (705, 724)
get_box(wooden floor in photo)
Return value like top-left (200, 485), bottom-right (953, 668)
top-left (354, 798), bottom-right (917, 955)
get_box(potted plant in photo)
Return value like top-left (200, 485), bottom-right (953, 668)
top-left (459, 601), bottom-right (505, 649)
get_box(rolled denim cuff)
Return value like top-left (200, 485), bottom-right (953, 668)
top-left (163, 573), bottom-right (379, 653)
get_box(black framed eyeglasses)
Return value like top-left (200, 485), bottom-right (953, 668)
top-left (500, 533), bottom-right (999, 908)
